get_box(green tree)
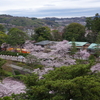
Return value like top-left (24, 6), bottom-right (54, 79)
top-left (85, 31), bottom-right (96, 43)
top-left (94, 32), bottom-right (100, 58)
top-left (70, 38), bottom-right (77, 58)
top-left (85, 13), bottom-right (100, 42)
top-left (92, 13), bottom-right (100, 33)
top-left (7, 28), bottom-right (29, 48)
top-left (0, 96), bottom-right (13, 100)
top-left (86, 13), bottom-right (100, 33)
top-left (0, 58), bottom-right (6, 79)
top-left (0, 31), bottom-right (8, 45)
top-left (32, 26), bottom-right (52, 42)
top-left (52, 30), bottom-right (62, 41)
top-left (62, 23), bottom-right (85, 41)
top-left (0, 24), bottom-right (5, 32)
top-left (85, 17), bottom-right (92, 30)
top-left (16, 64), bottom-right (100, 100)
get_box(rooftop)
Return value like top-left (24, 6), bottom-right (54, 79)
top-left (69, 41), bottom-right (88, 47)
top-left (34, 40), bottom-right (54, 46)
top-left (88, 43), bottom-right (100, 49)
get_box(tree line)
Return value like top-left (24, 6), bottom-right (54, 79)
top-left (0, 13), bottom-right (100, 50)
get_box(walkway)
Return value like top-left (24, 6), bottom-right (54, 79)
top-left (9, 64), bottom-right (33, 73)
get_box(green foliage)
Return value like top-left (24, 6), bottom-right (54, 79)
top-left (11, 93), bottom-right (27, 100)
top-left (0, 24), bottom-right (5, 32)
top-left (0, 58), bottom-right (6, 78)
top-left (0, 58), bottom-right (6, 67)
top-left (12, 74), bottom-right (25, 80)
top-left (86, 13), bottom-right (100, 33)
top-left (76, 59), bottom-right (88, 64)
top-left (33, 26), bottom-right (53, 42)
top-left (52, 30), bottom-right (62, 41)
top-left (85, 17), bottom-right (93, 30)
top-left (96, 32), bottom-right (100, 44)
top-left (16, 64), bottom-right (100, 100)
top-left (62, 23), bottom-right (85, 41)
top-left (92, 13), bottom-right (100, 33)
top-left (22, 73), bottom-right (39, 87)
top-left (0, 96), bottom-right (12, 100)
top-left (85, 13), bottom-right (100, 42)
top-left (85, 31), bottom-right (96, 43)
top-left (0, 31), bottom-right (8, 45)
top-left (14, 70), bottom-right (21, 75)
top-left (70, 38), bottom-right (77, 57)
top-left (44, 64), bottom-right (91, 80)
top-left (93, 33), bottom-right (100, 58)
top-left (34, 64), bottom-right (44, 70)
top-left (7, 28), bottom-right (29, 47)
top-left (0, 51), bottom-right (28, 57)
top-left (0, 15), bottom-right (59, 30)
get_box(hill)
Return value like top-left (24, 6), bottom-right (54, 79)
top-left (0, 14), bottom-right (59, 30)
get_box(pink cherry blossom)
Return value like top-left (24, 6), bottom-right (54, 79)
top-left (24, 40), bottom-right (75, 67)
top-left (0, 77), bottom-right (26, 97)
top-left (74, 50), bottom-right (90, 60)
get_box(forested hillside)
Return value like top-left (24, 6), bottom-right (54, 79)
top-left (0, 14), bottom-right (59, 29)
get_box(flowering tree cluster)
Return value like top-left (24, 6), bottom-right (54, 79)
top-left (74, 50), bottom-right (90, 60)
top-left (91, 63), bottom-right (100, 73)
top-left (24, 40), bottom-right (44, 52)
top-left (0, 78), bottom-right (25, 97)
top-left (24, 40), bottom-right (75, 67)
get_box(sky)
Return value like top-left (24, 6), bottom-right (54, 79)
top-left (0, 0), bottom-right (100, 18)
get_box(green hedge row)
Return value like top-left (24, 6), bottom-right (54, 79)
top-left (0, 58), bottom-right (6, 67)
top-left (0, 51), bottom-right (29, 57)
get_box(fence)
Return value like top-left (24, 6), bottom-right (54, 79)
top-left (0, 55), bottom-right (26, 62)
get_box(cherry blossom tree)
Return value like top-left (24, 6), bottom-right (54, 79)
top-left (24, 40), bottom-right (44, 53)
top-left (91, 63), bottom-right (100, 73)
top-left (74, 50), bottom-right (90, 60)
top-left (24, 40), bottom-right (75, 67)
top-left (0, 77), bottom-right (25, 97)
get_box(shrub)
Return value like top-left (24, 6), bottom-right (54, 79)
top-left (0, 51), bottom-right (28, 57)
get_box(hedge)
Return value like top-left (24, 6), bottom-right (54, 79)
top-left (0, 51), bottom-right (28, 57)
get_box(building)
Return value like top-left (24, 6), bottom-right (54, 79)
top-left (69, 41), bottom-right (90, 50)
top-left (34, 40), bottom-right (55, 48)
top-left (87, 43), bottom-right (100, 54)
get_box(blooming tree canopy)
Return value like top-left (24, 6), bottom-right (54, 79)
top-left (24, 40), bottom-right (75, 67)
top-left (74, 50), bottom-right (90, 60)
top-left (0, 78), bottom-right (25, 97)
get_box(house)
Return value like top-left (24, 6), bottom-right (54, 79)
top-left (69, 41), bottom-right (90, 50)
top-left (87, 43), bottom-right (100, 54)
top-left (34, 40), bottom-right (55, 48)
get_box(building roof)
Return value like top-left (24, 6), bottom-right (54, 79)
top-left (88, 43), bottom-right (100, 49)
top-left (69, 41), bottom-right (88, 47)
top-left (34, 40), bottom-right (54, 46)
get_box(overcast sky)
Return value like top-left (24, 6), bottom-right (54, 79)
top-left (0, 0), bottom-right (100, 18)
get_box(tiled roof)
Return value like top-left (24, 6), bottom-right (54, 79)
top-left (34, 40), bottom-right (54, 46)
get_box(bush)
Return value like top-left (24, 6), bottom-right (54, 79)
top-left (76, 59), bottom-right (88, 64)
top-left (34, 64), bottom-right (44, 70)
top-left (12, 74), bottom-right (25, 80)
top-left (0, 51), bottom-right (28, 57)
top-left (89, 55), bottom-right (96, 61)
top-left (0, 58), bottom-right (6, 67)
top-left (14, 70), bottom-right (21, 75)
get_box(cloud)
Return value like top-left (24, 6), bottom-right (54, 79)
top-left (3, 7), bottom-right (100, 18)
top-left (0, 0), bottom-right (100, 17)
